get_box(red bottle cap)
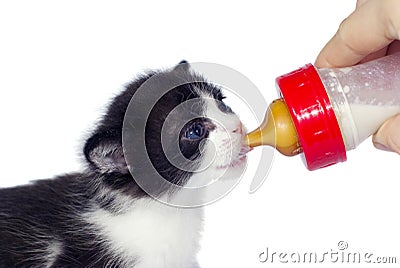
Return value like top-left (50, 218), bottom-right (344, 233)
top-left (276, 64), bottom-right (347, 170)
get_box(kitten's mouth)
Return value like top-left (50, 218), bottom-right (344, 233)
top-left (217, 146), bottom-right (252, 169)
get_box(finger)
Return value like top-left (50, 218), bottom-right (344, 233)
top-left (354, 40), bottom-right (400, 64)
top-left (356, 0), bottom-right (370, 8)
top-left (372, 114), bottom-right (400, 154)
top-left (315, 0), bottom-right (398, 68)
top-left (387, 40), bottom-right (400, 54)
top-left (359, 47), bottom-right (388, 64)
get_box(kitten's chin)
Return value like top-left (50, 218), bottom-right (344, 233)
top-left (216, 155), bottom-right (246, 170)
top-left (182, 146), bottom-right (251, 192)
top-left (185, 154), bottom-right (248, 190)
top-left (216, 146), bottom-right (252, 170)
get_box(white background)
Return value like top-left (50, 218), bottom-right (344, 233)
top-left (0, 1), bottom-right (399, 267)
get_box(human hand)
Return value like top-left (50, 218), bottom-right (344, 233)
top-left (315, 0), bottom-right (400, 154)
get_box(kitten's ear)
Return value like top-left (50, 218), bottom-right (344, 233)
top-left (173, 60), bottom-right (190, 72)
top-left (84, 129), bottom-right (128, 174)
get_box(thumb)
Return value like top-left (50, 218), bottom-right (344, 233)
top-left (315, 0), bottom-right (399, 68)
top-left (372, 114), bottom-right (400, 154)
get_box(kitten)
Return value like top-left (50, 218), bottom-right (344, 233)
top-left (0, 61), bottom-right (247, 268)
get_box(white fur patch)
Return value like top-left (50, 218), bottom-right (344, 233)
top-left (205, 95), bottom-right (245, 167)
top-left (85, 196), bottom-right (203, 268)
top-left (44, 240), bottom-right (63, 268)
top-left (184, 93), bottom-right (247, 189)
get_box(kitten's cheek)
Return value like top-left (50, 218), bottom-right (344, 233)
top-left (198, 139), bottom-right (208, 155)
top-left (200, 138), bottom-right (217, 159)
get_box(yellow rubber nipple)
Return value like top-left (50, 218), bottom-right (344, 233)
top-left (244, 98), bottom-right (302, 156)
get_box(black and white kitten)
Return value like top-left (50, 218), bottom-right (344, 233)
top-left (0, 62), bottom-right (247, 268)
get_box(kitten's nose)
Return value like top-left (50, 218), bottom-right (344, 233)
top-left (232, 123), bottom-right (243, 134)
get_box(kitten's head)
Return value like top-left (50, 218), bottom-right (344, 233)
top-left (84, 61), bottom-right (248, 204)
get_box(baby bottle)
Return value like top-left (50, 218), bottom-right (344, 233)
top-left (245, 53), bottom-right (400, 170)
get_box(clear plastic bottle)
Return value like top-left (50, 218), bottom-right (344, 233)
top-left (245, 53), bottom-right (400, 170)
top-left (318, 53), bottom-right (400, 151)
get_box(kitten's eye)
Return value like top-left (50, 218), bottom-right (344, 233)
top-left (184, 122), bottom-right (206, 140)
